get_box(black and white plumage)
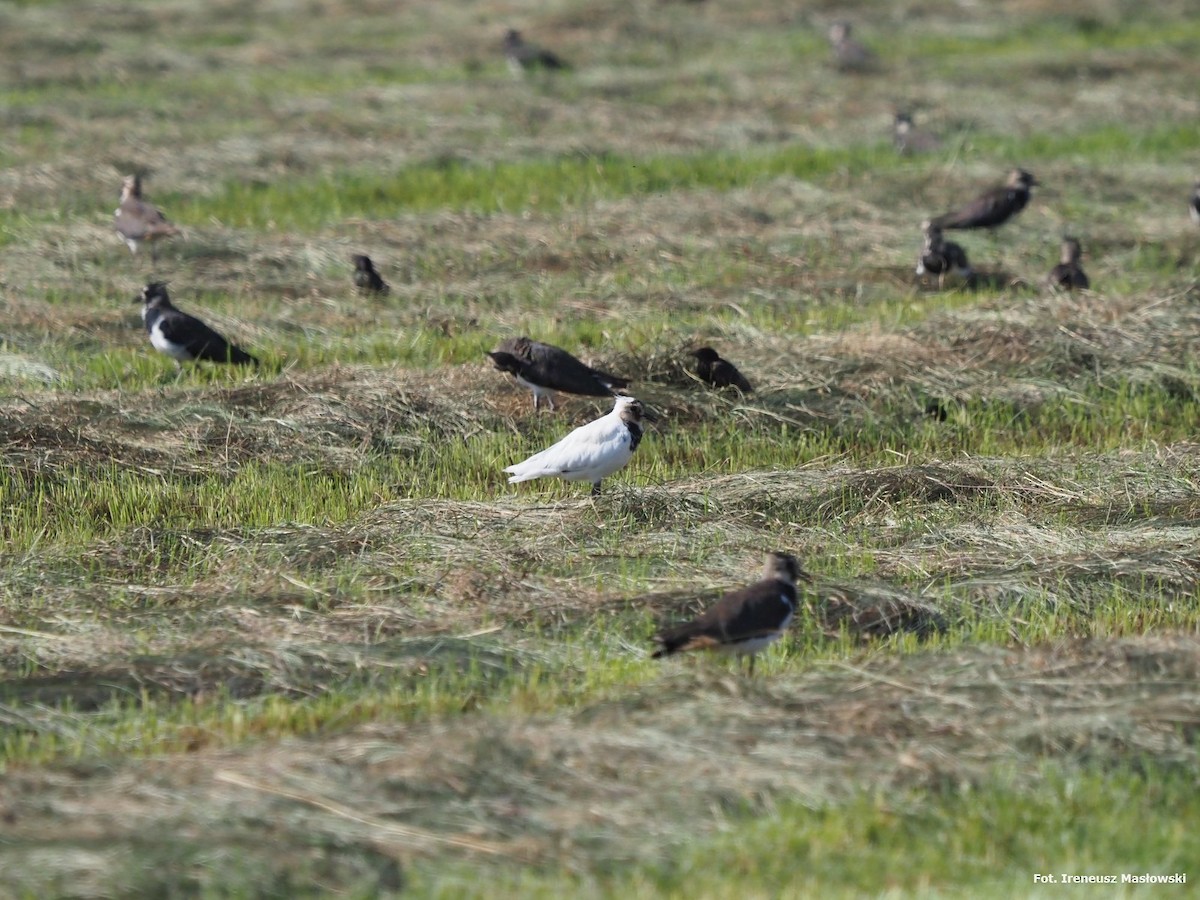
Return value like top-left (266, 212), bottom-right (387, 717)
top-left (352, 254), bottom-right (389, 295)
top-left (504, 395), bottom-right (653, 496)
top-left (1190, 180), bottom-right (1200, 226)
top-left (503, 29), bottom-right (569, 76)
top-left (916, 220), bottom-right (972, 281)
top-left (827, 22), bottom-right (877, 73)
top-left (893, 112), bottom-right (941, 155)
top-left (652, 552), bottom-right (810, 674)
top-left (691, 347), bottom-right (753, 393)
top-left (1048, 237), bottom-right (1090, 290)
top-left (931, 168), bottom-right (1038, 231)
top-left (488, 337), bottom-right (631, 411)
top-left (114, 174), bottom-right (181, 262)
top-left (136, 282), bottom-right (258, 367)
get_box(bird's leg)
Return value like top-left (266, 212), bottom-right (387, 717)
top-left (591, 482), bottom-right (601, 498)
top-left (546, 392), bottom-right (556, 412)
top-left (532, 392), bottom-right (540, 412)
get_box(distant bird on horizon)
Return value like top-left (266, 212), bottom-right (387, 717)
top-left (1190, 180), bottom-right (1200, 226)
top-left (137, 282), bottom-right (258, 367)
top-left (1047, 237), bottom-right (1090, 290)
top-left (503, 29), bottom-right (569, 76)
top-left (652, 551), bottom-right (810, 674)
top-left (827, 21), bottom-right (878, 73)
top-left (113, 174), bottom-right (181, 263)
top-left (691, 347), bottom-right (753, 393)
top-left (504, 395), bottom-right (654, 496)
top-left (931, 168), bottom-right (1038, 231)
top-left (893, 112), bottom-right (942, 155)
top-left (488, 337), bottom-right (630, 411)
top-left (915, 220), bottom-right (972, 282)
top-left (352, 254), bottom-right (389, 295)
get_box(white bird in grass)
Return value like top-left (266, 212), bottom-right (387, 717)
top-left (504, 395), bottom-right (655, 496)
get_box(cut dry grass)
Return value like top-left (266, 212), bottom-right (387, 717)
top-left (3, 0), bottom-right (1200, 895)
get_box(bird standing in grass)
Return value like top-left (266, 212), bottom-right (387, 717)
top-left (691, 347), bottom-right (753, 393)
top-left (1047, 237), bottom-right (1090, 290)
top-left (488, 337), bottom-right (630, 411)
top-left (931, 168), bottom-right (1038, 231)
top-left (114, 174), bottom-right (181, 263)
top-left (503, 29), bottom-right (569, 76)
top-left (352, 254), bottom-right (390, 295)
top-left (137, 282), bottom-right (258, 367)
top-left (827, 22), bottom-right (877, 73)
top-left (892, 112), bottom-right (941, 155)
top-left (652, 552), bottom-right (810, 675)
top-left (915, 220), bottom-right (972, 282)
top-left (504, 395), bottom-right (654, 496)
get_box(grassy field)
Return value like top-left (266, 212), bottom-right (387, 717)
top-left (2, 0), bottom-right (1200, 896)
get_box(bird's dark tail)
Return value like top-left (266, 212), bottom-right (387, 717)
top-left (230, 346), bottom-right (259, 367)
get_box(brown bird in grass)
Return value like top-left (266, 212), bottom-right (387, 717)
top-left (487, 337), bottom-right (630, 411)
top-left (1047, 237), bottom-right (1090, 290)
top-left (1190, 180), bottom-right (1200, 226)
top-left (352, 254), bottom-right (389, 295)
top-left (691, 347), bottom-right (753, 393)
top-left (893, 112), bottom-right (942, 155)
top-left (503, 29), bottom-right (569, 76)
top-left (652, 552), bottom-right (810, 675)
top-left (931, 168), bottom-right (1038, 231)
top-left (113, 174), bottom-right (181, 263)
top-left (827, 21), bottom-right (878, 73)
top-left (915, 220), bottom-right (971, 282)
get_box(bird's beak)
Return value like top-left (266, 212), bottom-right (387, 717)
top-left (796, 567), bottom-right (815, 584)
top-left (641, 407), bottom-right (660, 423)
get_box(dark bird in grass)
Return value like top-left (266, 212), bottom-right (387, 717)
top-left (503, 29), bottom-right (569, 76)
top-left (915, 220), bottom-right (971, 282)
top-left (352, 254), bottom-right (389, 295)
top-left (487, 337), bottom-right (630, 411)
top-left (113, 174), bottom-right (181, 263)
top-left (827, 21), bottom-right (878, 73)
top-left (137, 282), bottom-right (258, 367)
top-left (1190, 180), bottom-right (1200, 226)
top-left (893, 112), bottom-right (941, 155)
top-left (1048, 237), bottom-right (1090, 290)
top-left (691, 347), bottom-right (753, 393)
top-left (931, 168), bottom-right (1038, 231)
top-left (652, 552), bottom-right (811, 675)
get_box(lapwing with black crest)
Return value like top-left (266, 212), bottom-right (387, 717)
top-left (504, 395), bottom-right (654, 496)
top-left (503, 29), bottom-right (569, 76)
top-left (488, 337), bottom-right (630, 411)
top-left (352, 254), bottom-right (390, 295)
top-left (114, 174), bottom-right (181, 263)
top-left (137, 282), bottom-right (258, 367)
top-left (1048, 237), bottom-right (1090, 290)
top-left (652, 551), bottom-right (811, 674)
top-left (691, 347), bottom-right (753, 393)
top-left (915, 220), bottom-right (971, 283)
top-left (931, 168), bottom-right (1038, 231)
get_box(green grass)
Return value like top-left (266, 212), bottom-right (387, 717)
top-left (3, 0), bottom-right (1200, 895)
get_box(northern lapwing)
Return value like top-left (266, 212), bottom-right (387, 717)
top-left (1048, 237), bottom-right (1090, 290)
top-left (504, 395), bottom-right (654, 496)
top-left (1189, 180), bottom-right (1200, 226)
top-left (503, 29), bottom-right (569, 76)
top-left (137, 282), bottom-right (258, 367)
top-left (652, 551), bottom-right (810, 674)
top-left (915, 220), bottom-right (971, 282)
top-left (827, 22), bottom-right (877, 73)
top-left (113, 174), bottom-right (181, 263)
top-left (352, 254), bottom-right (390, 295)
top-left (893, 112), bottom-right (941, 155)
top-left (488, 337), bottom-right (630, 411)
top-left (691, 347), bottom-right (753, 393)
top-left (931, 169), bottom-right (1038, 231)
